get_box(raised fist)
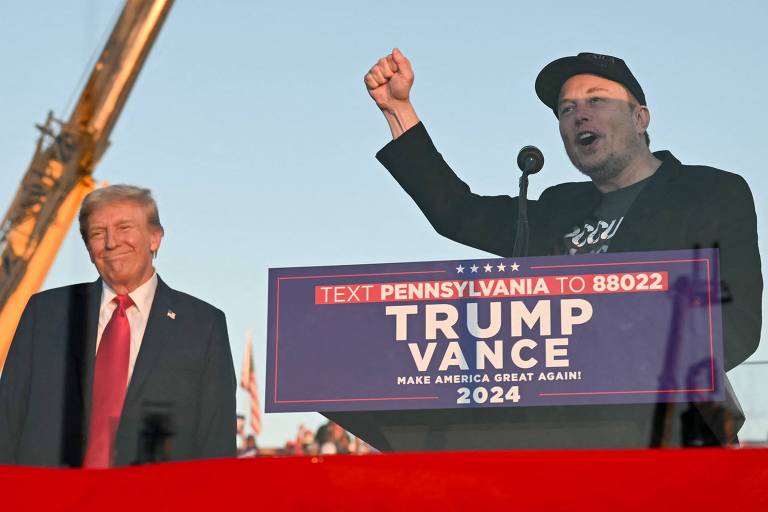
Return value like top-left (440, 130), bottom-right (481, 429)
top-left (364, 48), bottom-right (414, 112)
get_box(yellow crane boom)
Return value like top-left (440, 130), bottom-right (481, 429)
top-left (0, 0), bottom-right (174, 370)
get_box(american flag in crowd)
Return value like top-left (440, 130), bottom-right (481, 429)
top-left (240, 331), bottom-right (262, 435)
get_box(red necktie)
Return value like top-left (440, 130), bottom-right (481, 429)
top-left (83, 294), bottom-right (134, 468)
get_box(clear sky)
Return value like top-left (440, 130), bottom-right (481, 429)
top-left (1, 0), bottom-right (766, 446)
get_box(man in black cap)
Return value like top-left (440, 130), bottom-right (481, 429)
top-left (364, 49), bottom-right (761, 446)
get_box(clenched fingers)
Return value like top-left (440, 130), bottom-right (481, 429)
top-left (364, 72), bottom-right (381, 90)
top-left (364, 53), bottom-right (397, 89)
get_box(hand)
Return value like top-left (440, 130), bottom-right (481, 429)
top-left (364, 48), bottom-right (414, 112)
top-left (364, 48), bottom-right (419, 139)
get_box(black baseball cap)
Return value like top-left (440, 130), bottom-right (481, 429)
top-left (535, 52), bottom-right (646, 117)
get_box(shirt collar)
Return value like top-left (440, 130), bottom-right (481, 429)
top-left (100, 273), bottom-right (159, 315)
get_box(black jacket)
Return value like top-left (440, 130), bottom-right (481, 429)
top-left (377, 123), bottom-right (761, 372)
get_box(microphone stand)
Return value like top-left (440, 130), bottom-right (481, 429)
top-left (512, 147), bottom-right (543, 258)
top-left (512, 171), bottom-right (531, 258)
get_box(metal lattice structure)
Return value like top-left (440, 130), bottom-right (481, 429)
top-left (0, 0), bottom-right (174, 368)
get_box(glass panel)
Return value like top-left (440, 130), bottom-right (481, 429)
top-left (0, 2), bottom-right (765, 470)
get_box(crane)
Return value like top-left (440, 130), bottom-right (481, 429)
top-left (0, 0), bottom-right (174, 369)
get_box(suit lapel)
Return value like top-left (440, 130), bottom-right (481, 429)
top-left (608, 151), bottom-right (680, 252)
top-left (123, 277), bottom-right (176, 410)
top-left (59, 279), bottom-right (101, 465)
top-left (78, 279), bottom-right (103, 428)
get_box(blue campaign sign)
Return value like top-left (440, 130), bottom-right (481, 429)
top-left (265, 249), bottom-right (723, 413)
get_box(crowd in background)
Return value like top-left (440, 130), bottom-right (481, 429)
top-left (236, 416), bottom-right (374, 457)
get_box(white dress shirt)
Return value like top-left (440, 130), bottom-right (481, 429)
top-left (96, 273), bottom-right (158, 387)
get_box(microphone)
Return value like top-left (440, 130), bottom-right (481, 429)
top-left (517, 145), bottom-right (544, 174)
top-left (512, 145), bottom-right (544, 258)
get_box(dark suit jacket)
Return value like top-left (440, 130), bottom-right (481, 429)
top-left (0, 277), bottom-right (236, 467)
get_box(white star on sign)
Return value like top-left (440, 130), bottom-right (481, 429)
top-left (456, 265), bottom-right (464, 273)
top-left (510, 262), bottom-right (520, 271)
top-left (497, 262), bottom-right (506, 272)
top-left (483, 263), bottom-right (493, 272)
top-left (470, 264), bottom-right (479, 273)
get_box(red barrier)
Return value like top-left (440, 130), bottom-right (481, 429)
top-left (3, 448), bottom-right (768, 510)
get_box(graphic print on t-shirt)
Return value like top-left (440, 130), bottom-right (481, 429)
top-left (562, 176), bottom-right (651, 255)
top-left (564, 217), bottom-right (623, 254)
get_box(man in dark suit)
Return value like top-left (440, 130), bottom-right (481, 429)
top-left (0, 185), bottom-right (236, 467)
top-left (363, 50), bottom-right (761, 446)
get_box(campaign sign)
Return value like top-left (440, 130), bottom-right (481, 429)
top-left (265, 249), bottom-right (723, 413)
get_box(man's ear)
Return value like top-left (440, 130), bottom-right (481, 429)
top-left (635, 105), bottom-right (651, 135)
top-left (150, 228), bottom-right (162, 255)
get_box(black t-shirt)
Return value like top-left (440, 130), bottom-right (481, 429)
top-left (563, 177), bottom-right (651, 255)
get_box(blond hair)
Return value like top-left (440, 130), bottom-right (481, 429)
top-left (79, 184), bottom-right (164, 241)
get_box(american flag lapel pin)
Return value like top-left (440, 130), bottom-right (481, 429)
top-left (167, 310), bottom-right (176, 320)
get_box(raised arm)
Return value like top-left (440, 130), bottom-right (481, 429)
top-left (364, 48), bottom-right (420, 139)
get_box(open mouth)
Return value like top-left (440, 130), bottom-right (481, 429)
top-left (577, 131), bottom-right (599, 147)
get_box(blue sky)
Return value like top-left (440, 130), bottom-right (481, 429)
top-left (2, 0), bottom-right (766, 445)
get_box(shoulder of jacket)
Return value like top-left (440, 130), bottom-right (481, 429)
top-left (31, 281), bottom-right (94, 301)
top-left (162, 284), bottom-right (225, 320)
top-left (539, 181), bottom-right (595, 200)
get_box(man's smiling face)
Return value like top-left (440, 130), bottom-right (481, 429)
top-left (558, 74), bottom-right (647, 183)
top-left (84, 200), bottom-right (162, 293)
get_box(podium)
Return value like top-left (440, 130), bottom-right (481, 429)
top-left (324, 401), bottom-right (729, 451)
top-left (269, 250), bottom-right (736, 451)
